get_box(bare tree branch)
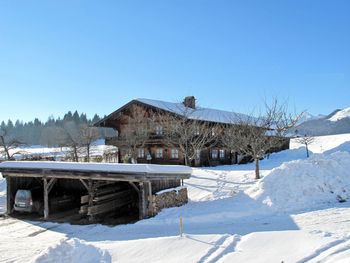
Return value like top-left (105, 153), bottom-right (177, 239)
top-left (221, 98), bottom-right (301, 179)
top-left (0, 128), bottom-right (24, 160)
top-left (295, 135), bottom-right (315, 158)
top-left (156, 107), bottom-right (217, 166)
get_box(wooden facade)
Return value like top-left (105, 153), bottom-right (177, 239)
top-left (95, 97), bottom-right (289, 167)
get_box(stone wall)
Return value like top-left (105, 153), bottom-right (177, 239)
top-left (152, 187), bottom-right (188, 214)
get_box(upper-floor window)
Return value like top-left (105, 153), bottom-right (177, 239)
top-left (211, 149), bottom-right (218, 159)
top-left (194, 127), bottom-right (200, 136)
top-left (156, 125), bottom-right (163, 135)
top-left (171, 148), bottom-right (179, 159)
top-left (219, 149), bottom-right (225, 159)
top-left (138, 148), bottom-right (145, 158)
top-left (156, 148), bottom-right (163, 158)
top-left (137, 127), bottom-right (146, 136)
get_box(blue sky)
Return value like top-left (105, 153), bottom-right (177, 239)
top-left (0, 0), bottom-right (349, 122)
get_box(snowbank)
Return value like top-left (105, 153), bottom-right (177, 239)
top-left (324, 141), bottom-right (350, 155)
top-left (247, 151), bottom-right (350, 212)
top-left (290, 133), bottom-right (350, 153)
top-left (31, 238), bottom-right (111, 263)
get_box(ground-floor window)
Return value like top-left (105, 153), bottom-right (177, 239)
top-left (219, 149), bottom-right (225, 159)
top-left (171, 148), bottom-right (179, 159)
top-left (138, 148), bottom-right (145, 158)
top-left (156, 148), bottom-right (163, 158)
top-left (211, 149), bottom-right (218, 159)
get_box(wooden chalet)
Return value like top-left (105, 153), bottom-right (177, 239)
top-left (95, 96), bottom-right (288, 166)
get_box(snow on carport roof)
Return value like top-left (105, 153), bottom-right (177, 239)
top-left (136, 98), bottom-right (252, 124)
top-left (0, 161), bottom-right (192, 175)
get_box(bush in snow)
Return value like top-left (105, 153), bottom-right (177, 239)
top-left (246, 151), bottom-right (350, 212)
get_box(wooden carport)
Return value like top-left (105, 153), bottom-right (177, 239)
top-left (0, 161), bottom-right (191, 222)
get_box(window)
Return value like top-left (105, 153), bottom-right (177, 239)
top-left (194, 127), bottom-right (200, 136)
top-left (171, 149), bottom-right (179, 159)
top-left (138, 127), bottom-right (146, 136)
top-left (156, 125), bottom-right (163, 135)
top-left (138, 148), bottom-right (145, 158)
top-left (219, 149), bottom-right (225, 159)
top-left (195, 149), bottom-right (201, 160)
top-left (211, 149), bottom-right (218, 159)
top-left (156, 148), bottom-right (163, 158)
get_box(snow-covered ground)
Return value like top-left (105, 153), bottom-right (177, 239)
top-left (1, 134), bottom-right (350, 262)
top-left (290, 133), bottom-right (350, 154)
top-left (1, 142), bottom-right (117, 161)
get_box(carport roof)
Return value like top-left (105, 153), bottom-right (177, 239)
top-left (0, 161), bottom-right (192, 181)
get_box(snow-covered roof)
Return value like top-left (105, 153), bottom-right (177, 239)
top-left (0, 161), bottom-right (192, 175)
top-left (135, 98), bottom-right (251, 124)
top-left (95, 98), bottom-right (253, 126)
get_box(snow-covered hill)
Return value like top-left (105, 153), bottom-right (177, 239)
top-left (294, 107), bottom-right (350, 136)
top-left (328, 107), bottom-right (350, 122)
top-left (1, 133), bottom-right (350, 262)
top-left (296, 111), bottom-right (324, 125)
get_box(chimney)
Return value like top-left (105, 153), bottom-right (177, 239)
top-left (183, 96), bottom-right (196, 109)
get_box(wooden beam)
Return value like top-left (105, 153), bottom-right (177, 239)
top-left (79, 179), bottom-right (89, 191)
top-left (87, 193), bottom-right (132, 216)
top-left (0, 168), bottom-right (191, 181)
top-left (6, 177), bottom-right (13, 215)
top-left (47, 178), bottom-right (57, 194)
top-left (128, 182), bottom-right (139, 192)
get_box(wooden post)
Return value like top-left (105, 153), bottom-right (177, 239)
top-left (146, 181), bottom-right (154, 216)
top-left (138, 182), bottom-right (146, 220)
top-left (43, 178), bottom-right (49, 220)
top-left (6, 176), bottom-right (13, 215)
top-left (88, 180), bottom-right (94, 222)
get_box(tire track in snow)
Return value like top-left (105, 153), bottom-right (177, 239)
top-left (296, 238), bottom-right (350, 263)
top-left (27, 225), bottom-right (61, 237)
top-left (196, 234), bottom-right (241, 263)
top-left (0, 218), bottom-right (20, 227)
top-left (303, 238), bottom-right (350, 262)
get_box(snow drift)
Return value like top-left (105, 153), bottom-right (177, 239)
top-left (247, 151), bottom-right (350, 212)
top-left (31, 238), bottom-right (111, 263)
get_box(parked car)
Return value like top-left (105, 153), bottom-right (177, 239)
top-left (14, 188), bottom-right (76, 215)
top-left (13, 188), bottom-right (42, 213)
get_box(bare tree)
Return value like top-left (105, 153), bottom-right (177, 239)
top-left (63, 121), bottom-right (83, 162)
top-left (0, 128), bottom-right (23, 160)
top-left (156, 108), bottom-right (218, 166)
top-left (295, 135), bottom-right (315, 158)
top-left (221, 99), bottom-right (301, 179)
top-left (80, 124), bottom-right (100, 162)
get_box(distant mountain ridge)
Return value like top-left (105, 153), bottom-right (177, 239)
top-left (328, 107), bottom-right (350, 122)
top-left (293, 107), bottom-right (350, 136)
